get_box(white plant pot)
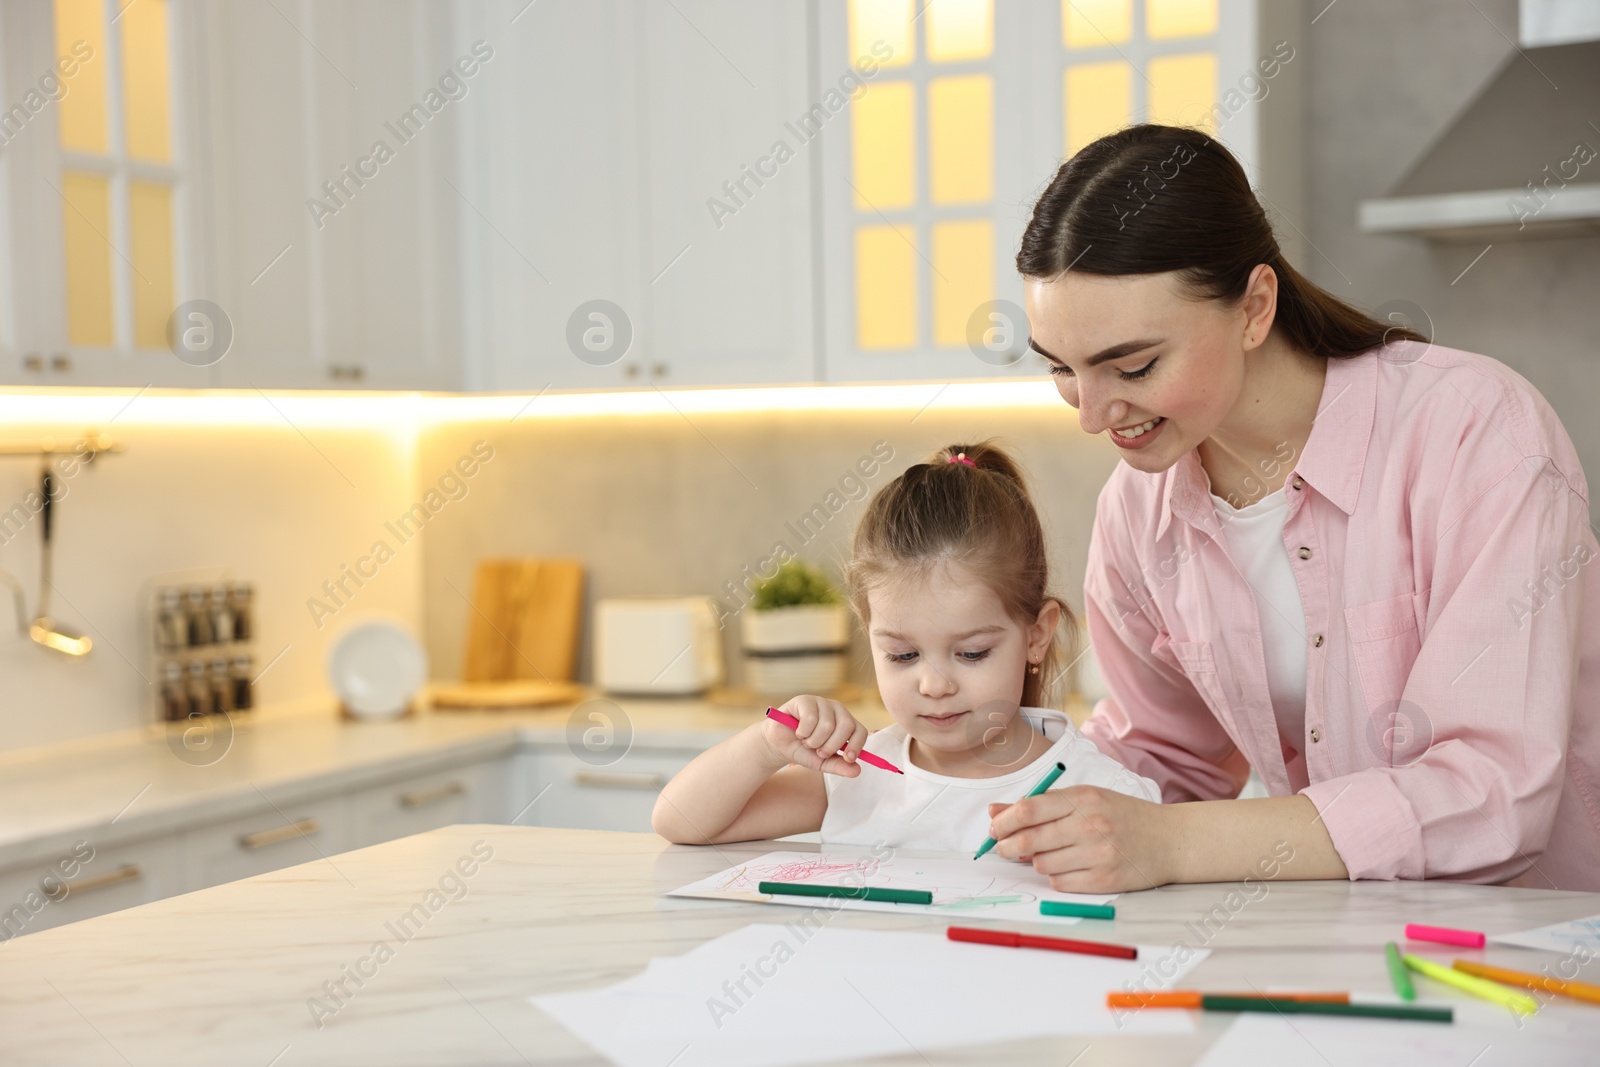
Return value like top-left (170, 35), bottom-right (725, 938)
top-left (741, 604), bottom-right (850, 695)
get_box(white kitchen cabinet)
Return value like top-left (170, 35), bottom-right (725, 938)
top-left (460, 0), bottom-right (816, 392)
top-left (629, 0), bottom-right (817, 388)
top-left (524, 745), bottom-right (699, 833)
top-left (0, 834), bottom-right (183, 940)
top-left (345, 758), bottom-right (509, 851)
top-left (457, 0), bottom-right (645, 393)
top-left (177, 791), bottom-right (352, 894)
top-left (815, 0), bottom-right (1305, 384)
top-left (201, 0), bottom-right (463, 391)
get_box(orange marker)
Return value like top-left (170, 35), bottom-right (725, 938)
top-left (1453, 960), bottom-right (1600, 1007)
top-left (1107, 991), bottom-right (1350, 1009)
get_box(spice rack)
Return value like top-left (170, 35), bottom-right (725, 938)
top-left (145, 575), bottom-right (257, 722)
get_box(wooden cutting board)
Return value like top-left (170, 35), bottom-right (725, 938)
top-left (431, 679), bottom-right (586, 710)
top-left (459, 558), bottom-right (585, 683)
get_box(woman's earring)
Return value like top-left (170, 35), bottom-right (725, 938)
top-left (1028, 662), bottom-right (1040, 676)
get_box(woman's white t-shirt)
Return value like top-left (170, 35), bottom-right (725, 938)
top-left (1213, 485), bottom-right (1311, 791)
top-left (819, 707), bottom-right (1161, 852)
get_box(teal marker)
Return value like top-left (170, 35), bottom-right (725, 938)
top-left (1040, 901), bottom-right (1116, 920)
top-left (974, 760), bottom-right (1067, 860)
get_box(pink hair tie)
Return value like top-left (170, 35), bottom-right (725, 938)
top-left (948, 452), bottom-right (976, 467)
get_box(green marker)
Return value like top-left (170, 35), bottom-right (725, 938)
top-left (1201, 997), bottom-right (1451, 1023)
top-left (757, 881), bottom-right (932, 905)
top-left (1385, 941), bottom-right (1415, 1000)
top-left (975, 760), bottom-right (1067, 860)
top-left (1041, 901), bottom-right (1116, 920)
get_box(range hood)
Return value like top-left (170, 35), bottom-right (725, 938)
top-left (1359, 1), bottom-right (1600, 241)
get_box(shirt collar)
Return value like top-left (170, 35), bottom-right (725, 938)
top-left (1154, 351), bottom-right (1376, 539)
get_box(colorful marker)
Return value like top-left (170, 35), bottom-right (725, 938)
top-left (1405, 923), bottom-right (1486, 949)
top-left (765, 708), bottom-right (903, 774)
top-left (947, 925), bottom-right (1137, 960)
top-left (1386, 941), bottom-right (1416, 1000)
top-left (1198, 997), bottom-right (1452, 1023)
top-left (1403, 953), bottom-right (1539, 1015)
top-left (1453, 960), bottom-right (1600, 1007)
top-left (974, 760), bottom-right (1067, 860)
top-left (758, 881), bottom-right (931, 905)
top-left (1109, 991), bottom-right (1350, 1008)
top-left (1041, 901), bottom-right (1116, 920)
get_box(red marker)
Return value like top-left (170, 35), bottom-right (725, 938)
top-left (947, 925), bottom-right (1138, 960)
top-left (765, 707), bottom-right (903, 774)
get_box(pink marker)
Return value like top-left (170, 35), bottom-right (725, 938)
top-left (1405, 923), bottom-right (1486, 949)
top-left (765, 707), bottom-right (903, 774)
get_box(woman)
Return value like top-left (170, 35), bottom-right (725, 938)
top-left (988, 124), bottom-right (1599, 893)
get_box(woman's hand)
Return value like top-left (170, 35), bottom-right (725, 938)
top-left (761, 695), bottom-right (870, 777)
top-left (986, 785), bottom-right (1175, 893)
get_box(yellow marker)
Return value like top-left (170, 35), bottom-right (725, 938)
top-left (1402, 954), bottom-right (1540, 1015)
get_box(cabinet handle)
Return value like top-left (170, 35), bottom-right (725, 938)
top-left (398, 781), bottom-right (465, 809)
top-left (61, 864), bottom-right (141, 896)
top-left (572, 770), bottom-right (665, 790)
top-left (238, 817), bottom-right (320, 850)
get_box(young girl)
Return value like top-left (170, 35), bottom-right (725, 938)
top-left (652, 441), bottom-right (1159, 853)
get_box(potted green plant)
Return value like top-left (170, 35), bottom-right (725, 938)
top-left (741, 560), bottom-right (850, 695)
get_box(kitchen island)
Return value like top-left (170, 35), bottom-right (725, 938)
top-left (3, 824), bottom-right (1598, 1065)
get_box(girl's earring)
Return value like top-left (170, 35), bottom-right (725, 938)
top-left (1028, 662), bottom-right (1040, 676)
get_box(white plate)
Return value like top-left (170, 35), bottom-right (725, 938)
top-left (327, 620), bottom-right (427, 719)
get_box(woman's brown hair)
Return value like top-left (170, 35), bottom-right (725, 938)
top-left (845, 440), bottom-right (1072, 708)
top-left (1016, 124), bottom-right (1425, 357)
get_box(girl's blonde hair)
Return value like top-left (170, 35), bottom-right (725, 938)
top-left (845, 440), bottom-right (1075, 707)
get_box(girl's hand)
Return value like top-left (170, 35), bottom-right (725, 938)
top-left (986, 786), bottom-right (1174, 893)
top-left (761, 696), bottom-right (870, 777)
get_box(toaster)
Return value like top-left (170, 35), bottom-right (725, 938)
top-left (593, 597), bottom-right (725, 696)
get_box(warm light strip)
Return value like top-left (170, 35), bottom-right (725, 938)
top-left (0, 379), bottom-right (1067, 428)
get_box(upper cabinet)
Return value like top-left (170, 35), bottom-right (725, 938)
top-left (462, 0), bottom-right (817, 392)
top-left (0, 0), bottom-right (1301, 392)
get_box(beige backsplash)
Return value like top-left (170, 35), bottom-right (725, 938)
top-left (416, 399), bottom-right (1118, 704)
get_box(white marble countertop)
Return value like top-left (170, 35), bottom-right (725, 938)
top-left (2, 824), bottom-right (1598, 1065)
top-left (0, 691), bottom-right (837, 870)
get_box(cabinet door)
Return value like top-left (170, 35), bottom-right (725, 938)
top-left (0, 0), bottom-right (215, 389)
top-left (460, 0), bottom-right (645, 392)
top-left (345, 758), bottom-right (510, 851)
top-left (530, 746), bottom-right (699, 832)
top-left (202, 0), bottom-right (462, 390)
top-left (631, 0), bottom-right (817, 388)
top-left (0, 835), bottom-right (182, 939)
top-left (178, 792), bottom-right (350, 893)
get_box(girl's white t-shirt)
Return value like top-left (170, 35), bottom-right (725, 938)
top-left (819, 707), bottom-right (1161, 852)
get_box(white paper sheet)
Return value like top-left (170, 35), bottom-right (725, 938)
top-left (1489, 912), bottom-right (1600, 956)
top-left (531, 923), bottom-right (1208, 1067)
top-left (666, 849), bottom-right (1116, 923)
top-left (1193, 1011), bottom-right (1595, 1067)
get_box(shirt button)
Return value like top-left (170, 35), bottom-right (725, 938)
top-left (1310, 729), bottom-right (1321, 743)
top-left (1297, 546), bottom-right (1313, 560)
top-left (1292, 476), bottom-right (1305, 490)
top-left (1313, 633), bottom-right (1324, 648)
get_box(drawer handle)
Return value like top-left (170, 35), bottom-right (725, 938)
top-left (398, 781), bottom-right (465, 809)
top-left (238, 818), bottom-right (320, 850)
top-left (62, 864), bottom-right (141, 897)
top-left (572, 770), bottom-right (665, 790)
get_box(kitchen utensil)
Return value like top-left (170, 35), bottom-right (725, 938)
top-left (430, 679), bottom-right (586, 710)
top-left (30, 467), bottom-right (92, 657)
top-left (460, 558), bottom-right (584, 682)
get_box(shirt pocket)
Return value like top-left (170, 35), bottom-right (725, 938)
top-left (1343, 592), bottom-right (1422, 718)
top-left (1168, 640), bottom-right (1236, 735)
